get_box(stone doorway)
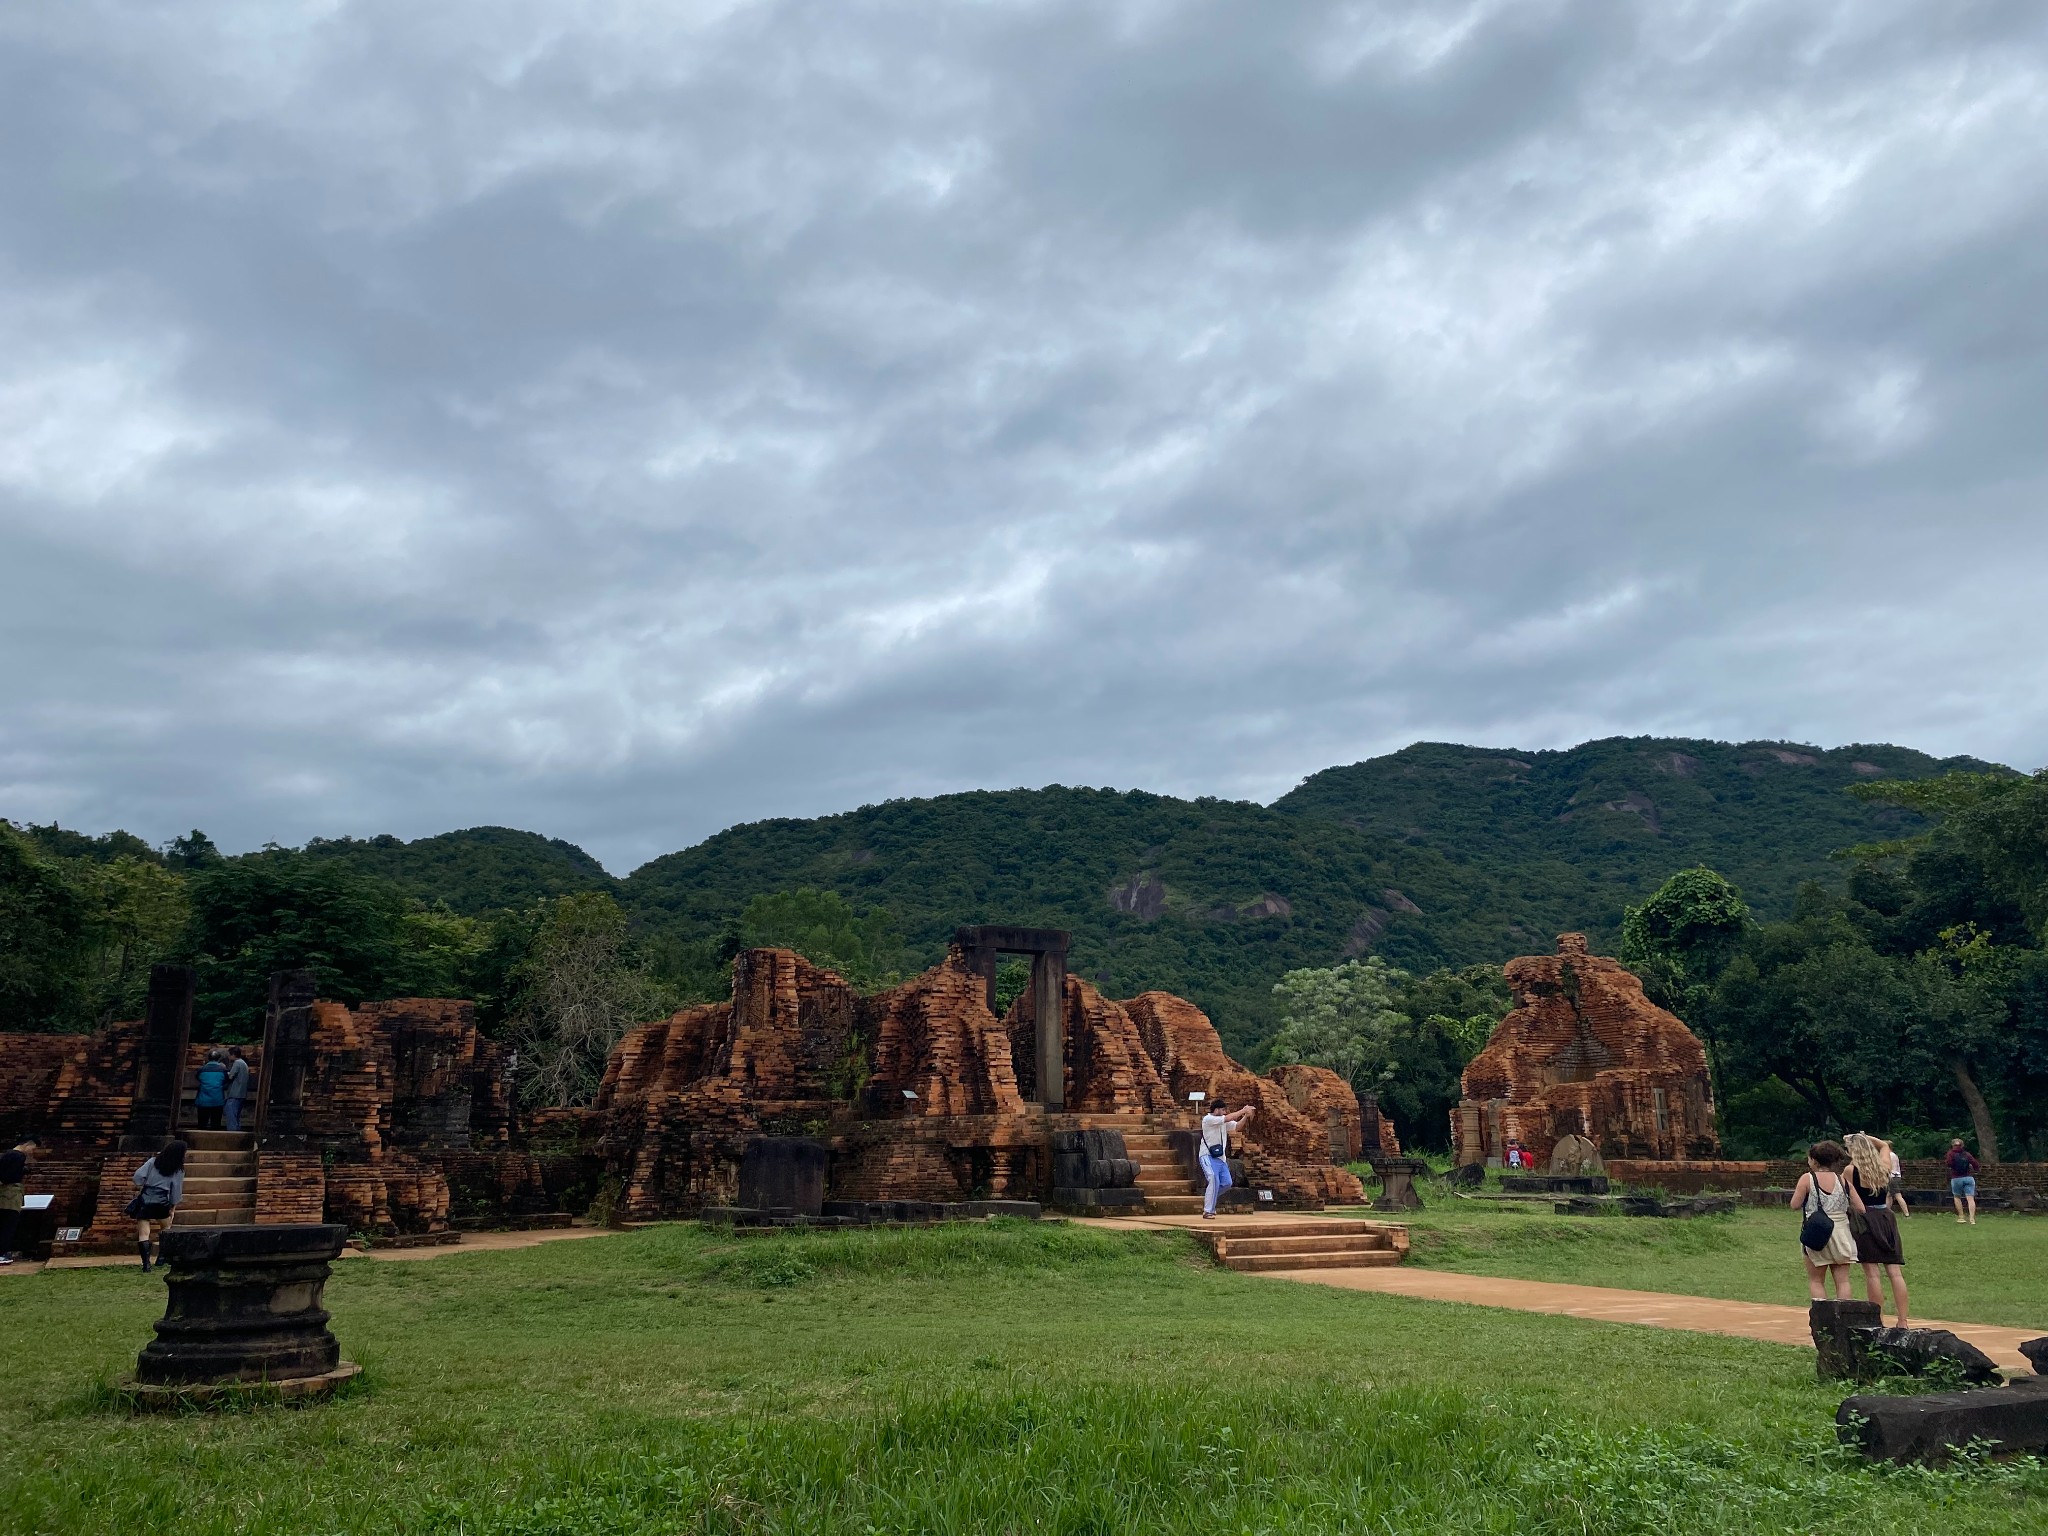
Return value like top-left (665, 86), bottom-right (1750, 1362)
top-left (954, 925), bottom-right (1069, 1110)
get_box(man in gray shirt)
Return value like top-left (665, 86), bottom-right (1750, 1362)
top-left (224, 1047), bottom-right (251, 1132)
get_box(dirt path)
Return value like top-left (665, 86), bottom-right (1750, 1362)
top-left (1100, 1211), bottom-right (2041, 1374)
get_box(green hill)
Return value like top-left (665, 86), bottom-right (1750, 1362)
top-left (620, 787), bottom-right (1505, 1056)
top-left (296, 827), bottom-right (618, 914)
top-left (616, 737), bottom-right (2005, 1055)
top-left (1274, 736), bottom-right (2001, 940)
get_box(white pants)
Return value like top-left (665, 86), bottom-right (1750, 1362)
top-left (1201, 1152), bottom-right (1232, 1215)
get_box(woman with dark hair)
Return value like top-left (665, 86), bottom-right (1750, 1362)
top-left (194, 1049), bottom-right (229, 1131)
top-left (1789, 1139), bottom-right (1864, 1302)
top-left (129, 1140), bottom-right (186, 1271)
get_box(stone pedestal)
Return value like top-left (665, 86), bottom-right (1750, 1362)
top-left (1370, 1158), bottom-right (1427, 1212)
top-left (1809, 1298), bottom-right (1884, 1382)
top-left (134, 1223), bottom-right (350, 1389)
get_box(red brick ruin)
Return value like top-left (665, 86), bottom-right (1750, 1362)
top-left (1, 931), bottom-right (1381, 1245)
top-left (1453, 933), bottom-right (1719, 1168)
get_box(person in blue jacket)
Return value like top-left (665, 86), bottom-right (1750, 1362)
top-left (193, 1049), bottom-right (229, 1131)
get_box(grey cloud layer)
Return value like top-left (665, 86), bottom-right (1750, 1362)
top-left (3, 1), bottom-right (2045, 870)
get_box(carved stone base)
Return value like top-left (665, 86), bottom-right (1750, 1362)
top-left (135, 1223), bottom-right (347, 1386)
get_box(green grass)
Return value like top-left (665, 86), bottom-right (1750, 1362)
top-left (1389, 1199), bottom-right (2048, 1329)
top-left (3, 1221), bottom-right (2045, 1534)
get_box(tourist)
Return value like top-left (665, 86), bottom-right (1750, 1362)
top-left (193, 1049), bottom-right (229, 1131)
top-left (129, 1140), bottom-right (186, 1271)
top-left (1789, 1139), bottom-right (1863, 1302)
top-left (1947, 1138), bottom-right (1980, 1225)
top-left (224, 1046), bottom-right (251, 1132)
top-left (1845, 1134), bottom-right (1908, 1327)
top-left (0, 1139), bottom-right (39, 1267)
top-left (1880, 1136), bottom-right (1909, 1218)
top-left (1199, 1099), bottom-right (1255, 1220)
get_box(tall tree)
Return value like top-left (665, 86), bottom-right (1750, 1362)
top-left (509, 893), bottom-right (667, 1108)
top-left (0, 823), bottom-right (96, 1029)
top-left (1268, 958), bottom-right (1409, 1095)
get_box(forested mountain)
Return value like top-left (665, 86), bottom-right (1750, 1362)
top-left (295, 827), bottom-right (617, 914)
top-left (4, 736), bottom-right (2009, 1058)
top-left (1275, 737), bottom-right (2002, 941)
top-left (621, 787), bottom-right (1497, 1055)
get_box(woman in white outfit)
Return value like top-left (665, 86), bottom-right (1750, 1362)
top-left (1788, 1139), bottom-right (1864, 1302)
top-left (1199, 1100), bottom-right (1255, 1220)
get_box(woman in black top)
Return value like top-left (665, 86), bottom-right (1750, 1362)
top-left (1846, 1133), bottom-right (1908, 1327)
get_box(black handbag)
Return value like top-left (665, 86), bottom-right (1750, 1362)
top-left (123, 1192), bottom-right (145, 1220)
top-left (1799, 1177), bottom-right (1838, 1252)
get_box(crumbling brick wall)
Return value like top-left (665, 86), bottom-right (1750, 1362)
top-left (1454, 933), bottom-right (1718, 1168)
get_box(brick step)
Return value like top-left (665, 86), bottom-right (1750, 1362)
top-left (1145, 1196), bottom-right (1207, 1214)
top-left (182, 1176), bottom-right (257, 1198)
top-left (1217, 1233), bottom-right (1390, 1256)
top-left (1221, 1250), bottom-right (1405, 1273)
top-left (1203, 1221), bottom-right (1387, 1239)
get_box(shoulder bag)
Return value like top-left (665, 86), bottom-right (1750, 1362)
top-left (1798, 1175), bottom-right (1837, 1253)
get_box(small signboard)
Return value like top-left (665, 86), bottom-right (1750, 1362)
top-left (23, 1195), bottom-right (53, 1210)
top-left (1257, 1189), bottom-right (1275, 1202)
top-left (1187, 1091), bottom-right (1206, 1102)
top-left (59, 1227), bottom-right (82, 1243)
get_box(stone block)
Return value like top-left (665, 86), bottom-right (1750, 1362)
top-left (1838, 1378), bottom-right (2048, 1463)
top-left (2020, 1337), bottom-right (2048, 1375)
top-left (1863, 1327), bottom-right (2003, 1387)
top-left (1810, 1299), bottom-right (1885, 1382)
top-left (737, 1136), bottom-right (827, 1217)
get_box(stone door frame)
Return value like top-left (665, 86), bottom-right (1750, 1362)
top-left (954, 925), bottom-right (1070, 1110)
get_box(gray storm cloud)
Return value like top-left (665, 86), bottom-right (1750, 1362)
top-left (2, 0), bottom-right (2045, 870)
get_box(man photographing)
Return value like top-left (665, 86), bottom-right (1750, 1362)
top-left (1199, 1098), bottom-right (1255, 1220)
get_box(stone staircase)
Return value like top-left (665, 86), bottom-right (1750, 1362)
top-left (1193, 1220), bottom-right (1408, 1273)
top-left (177, 1130), bottom-right (257, 1227)
top-left (1052, 1112), bottom-right (1206, 1215)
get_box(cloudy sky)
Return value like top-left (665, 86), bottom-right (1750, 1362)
top-left (3, 2), bottom-right (2046, 872)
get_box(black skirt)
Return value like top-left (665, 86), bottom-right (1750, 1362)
top-left (1856, 1206), bottom-right (1905, 1266)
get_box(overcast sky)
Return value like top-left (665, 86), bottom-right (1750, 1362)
top-left (4, 2), bottom-right (2046, 873)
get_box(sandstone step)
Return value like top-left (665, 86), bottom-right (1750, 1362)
top-left (175, 1209), bottom-right (256, 1226)
top-left (1145, 1196), bottom-right (1207, 1215)
top-left (183, 1176), bottom-right (258, 1198)
top-left (180, 1130), bottom-right (254, 1153)
top-left (1222, 1250), bottom-right (1405, 1273)
top-left (1203, 1221), bottom-right (1390, 1239)
top-left (183, 1155), bottom-right (257, 1176)
top-left (1218, 1233), bottom-right (1390, 1256)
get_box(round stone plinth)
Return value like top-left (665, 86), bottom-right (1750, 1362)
top-left (119, 1361), bottom-right (362, 1412)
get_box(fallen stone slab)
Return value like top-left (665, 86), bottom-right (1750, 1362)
top-left (1502, 1175), bottom-right (1610, 1195)
top-left (2020, 1337), bottom-right (2048, 1374)
top-left (1838, 1377), bottom-right (2048, 1463)
top-left (1863, 1326), bottom-right (2003, 1386)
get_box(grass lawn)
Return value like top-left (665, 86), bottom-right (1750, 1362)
top-left (1389, 1199), bottom-right (2048, 1329)
top-left (3, 1221), bottom-right (2045, 1534)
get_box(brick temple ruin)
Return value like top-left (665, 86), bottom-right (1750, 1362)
top-left (0, 926), bottom-right (1390, 1248)
top-left (570, 926), bottom-right (1387, 1218)
top-left (1452, 933), bottom-right (1719, 1168)
top-left (0, 965), bottom-right (586, 1253)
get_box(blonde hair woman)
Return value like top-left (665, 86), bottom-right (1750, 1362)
top-left (1845, 1134), bottom-right (1908, 1326)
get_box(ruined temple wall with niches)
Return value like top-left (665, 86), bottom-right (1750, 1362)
top-left (1454, 934), bottom-right (1718, 1167)
top-left (585, 946), bottom-right (1370, 1214)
